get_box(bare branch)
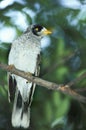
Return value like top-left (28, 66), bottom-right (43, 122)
top-left (67, 72), bottom-right (86, 87)
top-left (0, 62), bottom-right (86, 103)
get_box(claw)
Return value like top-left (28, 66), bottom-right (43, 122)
top-left (8, 64), bottom-right (15, 69)
top-left (26, 72), bottom-right (32, 83)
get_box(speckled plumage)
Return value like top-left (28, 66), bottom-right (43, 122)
top-left (9, 31), bottom-right (41, 100)
top-left (8, 24), bottom-right (51, 128)
top-left (8, 25), bottom-right (41, 128)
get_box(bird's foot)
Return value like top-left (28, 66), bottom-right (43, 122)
top-left (8, 64), bottom-right (15, 69)
top-left (27, 72), bottom-right (32, 76)
top-left (26, 72), bottom-right (32, 83)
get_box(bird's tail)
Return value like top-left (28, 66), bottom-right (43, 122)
top-left (11, 88), bottom-right (30, 128)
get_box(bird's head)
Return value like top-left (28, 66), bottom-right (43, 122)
top-left (31, 24), bottom-right (52, 37)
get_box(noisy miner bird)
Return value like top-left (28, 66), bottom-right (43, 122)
top-left (8, 24), bottom-right (51, 128)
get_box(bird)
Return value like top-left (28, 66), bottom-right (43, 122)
top-left (8, 24), bottom-right (52, 128)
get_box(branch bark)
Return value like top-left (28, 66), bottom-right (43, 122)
top-left (0, 62), bottom-right (86, 103)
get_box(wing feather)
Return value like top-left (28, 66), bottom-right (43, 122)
top-left (27, 54), bottom-right (41, 107)
top-left (8, 73), bottom-right (16, 102)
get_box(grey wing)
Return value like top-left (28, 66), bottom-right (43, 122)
top-left (8, 73), bottom-right (16, 102)
top-left (35, 54), bottom-right (41, 76)
top-left (28, 54), bottom-right (41, 107)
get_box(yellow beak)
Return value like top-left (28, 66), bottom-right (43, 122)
top-left (42, 29), bottom-right (52, 35)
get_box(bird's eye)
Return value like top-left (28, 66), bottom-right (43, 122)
top-left (32, 25), bottom-right (43, 36)
top-left (35, 28), bottom-right (39, 31)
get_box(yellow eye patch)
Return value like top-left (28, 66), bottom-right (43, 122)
top-left (35, 28), bottom-right (39, 31)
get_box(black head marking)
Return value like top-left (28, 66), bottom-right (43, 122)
top-left (32, 24), bottom-right (43, 36)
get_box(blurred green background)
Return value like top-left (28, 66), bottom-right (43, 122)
top-left (0, 0), bottom-right (86, 130)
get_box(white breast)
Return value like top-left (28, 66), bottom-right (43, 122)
top-left (9, 40), bottom-right (41, 74)
top-left (8, 34), bottom-right (41, 99)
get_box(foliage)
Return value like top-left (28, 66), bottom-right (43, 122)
top-left (0, 0), bottom-right (86, 130)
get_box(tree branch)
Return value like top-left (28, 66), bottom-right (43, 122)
top-left (0, 62), bottom-right (86, 103)
top-left (67, 72), bottom-right (86, 86)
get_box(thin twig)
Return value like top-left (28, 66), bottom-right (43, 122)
top-left (42, 50), bottom-right (78, 77)
top-left (67, 72), bottom-right (86, 87)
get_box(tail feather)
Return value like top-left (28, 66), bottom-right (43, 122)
top-left (11, 88), bottom-right (30, 128)
top-left (11, 88), bottom-right (22, 127)
top-left (21, 104), bottom-right (30, 128)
